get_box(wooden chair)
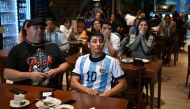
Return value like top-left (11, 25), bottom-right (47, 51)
top-left (185, 45), bottom-right (190, 87)
top-left (155, 33), bottom-right (179, 66)
top-left (65, 64), bottom-right (75, 91)
top-left (186, 45), bottom-right (190, 99)
top-left (0, 48), bottom-right (10, 83)
top-left (154, 34), bottom-right (170, 59)
top-left (68, 42), bottom-right (82, 55)
top-left (168, 34), bottom-right (179, 66)
top-left (188, 86), bottom-right (190, 99)
top-left (121, 67), bottom-right (146, 109)
top-left (0, 56), bottom-right (6, 83)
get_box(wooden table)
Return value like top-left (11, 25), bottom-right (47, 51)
top-left (121, 60), bottom-right (162, 109)
top-left (66, 54), bottom-right (163, 109)
top-left (0, 83), bottom-right (128, 109)
top-left (69, 40), bottom-right (84, 45)
top-left (0, 48), bottom-right (10, 83)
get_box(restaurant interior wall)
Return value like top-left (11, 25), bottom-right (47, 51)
top-left (156, 0), bottom-right (190, 14)
top-left (48, 0), bottom-right (88, 26)
top-left (122, 0), bottom-right (154, 19)
top-left (1, 0), bottom-right (36, 48)
top-left (0, 0), bottom-right (49, 49)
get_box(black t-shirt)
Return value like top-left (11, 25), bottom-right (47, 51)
top-left (5, 40), bottom-right (66, 89)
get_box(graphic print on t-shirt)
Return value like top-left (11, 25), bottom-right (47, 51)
top-left (27, 48), bottom-right (52, 72)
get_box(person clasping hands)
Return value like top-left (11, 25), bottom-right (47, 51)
top-left (4, 17), bottom-right (68, 89)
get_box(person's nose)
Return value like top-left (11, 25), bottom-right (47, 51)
top-left (96, 41), bottom-right (101, 46)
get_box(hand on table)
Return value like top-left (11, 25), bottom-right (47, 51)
top-left (86, 88), bottom-right (99, 96)
top-left (99, 91), bottom-right (110, 97)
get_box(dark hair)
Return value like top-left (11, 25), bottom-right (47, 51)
top-left (136, 18), bottom-right (153, 40)
top-left (46, 17), bottom-right (56, 22)
top-left (111, 20), bottom-right (122, 32)
top-left (92, 19), bottom-right (101, 26)
top-left (134, 17), bottom-right (141, 25)
top-left (91, 19), bottom-right (101, 32)
top-left (164, 14), bottom-right (171, 20)
top-left (21, 19), bottom-right (30, 38)
top-left (63, 17), bottom-right (71, 24)
top-left (101, 21), bottom-right (111, 28)
top-left (88, 31), bottom-right (104, 42)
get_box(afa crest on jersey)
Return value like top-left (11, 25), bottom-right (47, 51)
top-left (99, 67), bottom-right (106, 73)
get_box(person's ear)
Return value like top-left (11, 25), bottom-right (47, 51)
top-left (26, 28), bottom-right (29, 34)
top-left (87, 42), bottom-right (90, 48)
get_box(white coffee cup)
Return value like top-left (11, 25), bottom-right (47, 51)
top-left (13, 94), bottom-right (25, 105)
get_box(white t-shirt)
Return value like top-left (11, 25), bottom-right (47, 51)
top-left (125, 14), bottom-right (136, 26)
top-left (103, 33), bottom-right (120, 55)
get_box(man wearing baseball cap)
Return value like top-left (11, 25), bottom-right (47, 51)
top-left (4, 17), bottom-right (68, 89)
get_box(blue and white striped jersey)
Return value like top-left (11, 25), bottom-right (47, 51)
top-left (45, 28), bottom-right (70, 52)
top-left (72, 54), bottom-right (124, 94)
top-left (46, 28), bottom-right (69, 44)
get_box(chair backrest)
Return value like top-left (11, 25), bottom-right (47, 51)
top-left (153, 34), bottom-right (170, 58)
top-left (122, 67), bottom-right (145, 109)
top-left (111, 67), bottom-right (145, 89)
top-left (125, 67), bottom-right (145, 89)
top-left (188, 45), bottom-right (190, 67)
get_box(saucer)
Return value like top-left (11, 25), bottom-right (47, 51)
top-left (36, 97), bottom-right (61, 108)
top-left (55, 104), bottom-right (74, 109)
top-left (10, 99), bottom-right (30, 108)
top-left (121, 58), bottom-right (133, 63)
top-left (142, 59), bottom-right (150, 63)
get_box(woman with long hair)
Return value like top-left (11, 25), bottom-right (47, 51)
top-left (18, 20), bottom-right (30, 44)
top-left (127, 18), bottom-right (155, 58)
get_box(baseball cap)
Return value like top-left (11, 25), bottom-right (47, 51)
top-left (27, 17), bottom-right (47, 27)
top-left (45, 17), bottom-right (56, 22)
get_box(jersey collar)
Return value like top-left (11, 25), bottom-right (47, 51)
top-left (89, 53), bottom-right (106, 62)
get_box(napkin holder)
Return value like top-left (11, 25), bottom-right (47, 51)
top-left (133, 58), bottom-right (144, 66)
top-left (40, 90), bottom-right (54, 99)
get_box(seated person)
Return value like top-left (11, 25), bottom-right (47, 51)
top-left (60, 18), bottom-right (76, 40)
top-left (45, 18), bottom-right (70, 58)
top-left (71, 31), bottom-right (127, 97)
top-left (101, 21), bottom-right (120, 57)
top-left (127, 18), bottom-right (155, 59)
top-left (129, 17), bottom-right (141, 35)
top-left (17, 20), bottom-right (30, 44)
top-left (124, 19), bottom-right (155, 102)
top-left (158, 14), bottom-right (176, 37)
top-left (158, 14), bottom-right (176, 62)
top-left (4, 17), bottom-right (68, 89)
top-left (91, 19), bottom-right (101, 32)
top-left (77, 19), bottom-right (88, 40)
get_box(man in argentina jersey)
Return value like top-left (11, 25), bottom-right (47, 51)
top-left (71, 31), bottom-right (127, 97)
